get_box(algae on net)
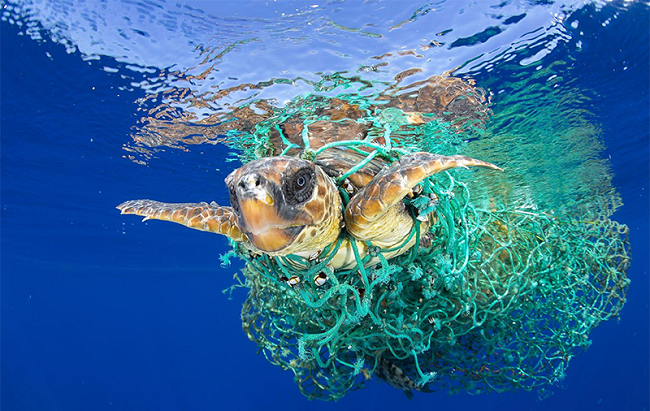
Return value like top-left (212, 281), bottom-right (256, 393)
top-left (212, 73), bottom-right (630, 400)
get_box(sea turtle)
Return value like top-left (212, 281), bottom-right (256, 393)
top-left (118, 144), bottom-right (499, 270)
top-left (119, 77), bottom-right (500, 269)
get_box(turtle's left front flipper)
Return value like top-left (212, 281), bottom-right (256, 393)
top-left (117, 199), bottom-right (247, 242)
top-left (345, 153), bottom-right (501, 244)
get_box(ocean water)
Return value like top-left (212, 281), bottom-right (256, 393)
top-left (1, 1), bottom-right (648, 410)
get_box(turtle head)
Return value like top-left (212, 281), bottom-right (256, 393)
top-left (225, 156), bottom-right (341, 254)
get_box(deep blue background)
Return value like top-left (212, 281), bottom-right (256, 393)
top-left (2, 2), bottom-right (648, 411)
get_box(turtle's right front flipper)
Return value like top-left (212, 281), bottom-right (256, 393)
top-left (117, 200), bottom-right (247, 243)
top-left (345, 153), bottom-right (501, 245)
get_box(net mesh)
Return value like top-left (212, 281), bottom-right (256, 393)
top-left (221, 92), bottom-right (630, 401)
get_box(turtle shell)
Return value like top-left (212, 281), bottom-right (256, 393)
top-left (224, 74), bottom-right (489, 193)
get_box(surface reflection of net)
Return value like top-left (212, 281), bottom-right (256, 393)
top-left (217, 84), bottom-right (630, 400)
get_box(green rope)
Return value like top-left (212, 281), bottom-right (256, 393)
top-left (224, 93), bottom-right (631, 401)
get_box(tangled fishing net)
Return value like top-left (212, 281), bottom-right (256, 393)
top-left (219, 88), bottom-right (630, 401)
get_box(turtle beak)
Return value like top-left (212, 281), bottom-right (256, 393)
top-left (236, 183), bottom-right (302, 252)
top-left (235, 173), bottom-right (279, 235)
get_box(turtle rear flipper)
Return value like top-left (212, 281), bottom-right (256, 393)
top-left (345, 152), bottom-right (501, 245)
top-left (117, 200), bottom-right (247, 243)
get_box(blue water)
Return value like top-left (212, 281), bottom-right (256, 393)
top-left (2, 1), bottom-right (648, 410)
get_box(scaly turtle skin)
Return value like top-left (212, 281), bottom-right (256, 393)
top-left (118, 152), bottom-right (500, 269)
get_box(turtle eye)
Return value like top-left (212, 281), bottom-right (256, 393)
top-left (284, 167), bottom-right (315, 205)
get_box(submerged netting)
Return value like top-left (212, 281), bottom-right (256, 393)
top-left (221, 92), bottom-right (630, 401)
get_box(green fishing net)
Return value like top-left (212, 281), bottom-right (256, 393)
top-left (220, 92), bottom-right (630, 401)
